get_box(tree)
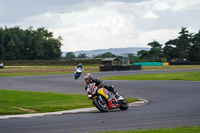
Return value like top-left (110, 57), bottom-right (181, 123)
top-left (128, 53), bottom-right (138, 60)
top-left (0, 27), bottom-right (4, 59)
top-left (190, 30), bottom-right (200, 62)
top-left (65, 52), bottom-right (76, 60)
top-left (0, 26), bottom-right (62, 60)
top-left (32, 27), bottom-right (62, 60)
top-left (137, 50), bottom-right (150, 60)
top-left (176, 27), bottom-right (192, 60)
top-left (163, 27), bottom-right (193, 62)
top-left (163, 39), bottom-right (178, 62)
top-left (1, 26), bottom-right (25, 60)
top-left (23, 27), bottom-right (35, 60)
top-left (148, 40), bottom-right (163, 61)
top-left (93, 52), bottom-right (116, 58)
top-left (77, 53), bottom-right (87, 58)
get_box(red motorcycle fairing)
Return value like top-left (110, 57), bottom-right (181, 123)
top-left (108, 99), bottom-right (120, 109)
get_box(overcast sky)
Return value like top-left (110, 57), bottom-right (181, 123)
top-left (0, 0), bottom-right (200, 52)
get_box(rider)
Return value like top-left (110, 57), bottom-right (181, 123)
top-left (84, 73), bottom-right (120, 108)
top-left (75, 63), bottom-right (83, 69)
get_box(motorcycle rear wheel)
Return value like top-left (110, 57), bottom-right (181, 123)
top-left (93, 96), bottom-right (108, 112)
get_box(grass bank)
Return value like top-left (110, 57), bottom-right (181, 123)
top-left (0, 65), bottom-right (200, 77)
top-left (100, 126), bottom-right (200, 133)
top-left (0, 66), bottom-right (99, 77)
top-left (101, 71), bottom-right (200, 81)
top-left (142, 65), bottom-right (200, 70)
top-left (0, 89), bottom-right (138, 116)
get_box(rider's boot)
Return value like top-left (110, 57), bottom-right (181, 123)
top-left (109, 86), bottom-right (120, 98)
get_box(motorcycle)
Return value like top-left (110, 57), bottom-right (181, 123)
top-left (74, 67), bottom-right (82, 80)
top-left (86, 83), bottom-right (129, 112)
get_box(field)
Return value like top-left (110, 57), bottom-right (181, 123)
top-left (142, 65), bottom-right (200, 70)
top-left (0, 66), bottom-right (99, 77)
top-left (101, 126), bottom-right (200, 133)
top-left (0, 66), bottom-right (99, 73)
top-left (101, 71), bottom-right (200, 81)
top-left (0, 89), bottom-right (138, 115)
top-left (0, 65), bottom-right (200, 77)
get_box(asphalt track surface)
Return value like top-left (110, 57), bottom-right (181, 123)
top-left (0, 69), bottom-right (200, 133)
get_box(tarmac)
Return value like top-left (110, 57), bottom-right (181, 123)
top-left (0, 99), bottom-right (148, 119)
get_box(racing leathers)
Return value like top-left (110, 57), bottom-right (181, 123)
top-left (85, 78), bottom-right (116, 94)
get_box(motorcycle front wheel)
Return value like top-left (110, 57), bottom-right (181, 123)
top-left (93, 96), bottom-right (108, 112)
top-left (74, 73), bottom-right (80, 80)
top-left (118, 94), bottom-right (129, 110)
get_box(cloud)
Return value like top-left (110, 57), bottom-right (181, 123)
top-left (137, 29), bottom-right (179, 45)
top-left (57, 9), bottom-right (135, 51)
top-left (0, 0), bottom-right (199, 52)
top-left (141, 11), bottom-right (159, 19)
top-left (171, 0), bottom-right (200, 11)
top-left (152, 1), bottom-right (171, 11)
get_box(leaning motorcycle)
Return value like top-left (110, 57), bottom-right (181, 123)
top-left (74, 67), bottom-right (82, 80)
top-left (86, 83), bottom-right (128, 112)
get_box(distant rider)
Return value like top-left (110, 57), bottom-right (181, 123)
top-left (75, 63), bottom-right (83, 69)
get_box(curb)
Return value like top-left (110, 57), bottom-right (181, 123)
top-left (0, 99), bottom-right (148, 120)
top-left (129, 99), bottom-right (148, 107)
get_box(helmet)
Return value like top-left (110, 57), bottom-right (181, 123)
top-left (84, 73), bottom-right (93, 84)
top-left (78, 63), bottom-right (82, 67)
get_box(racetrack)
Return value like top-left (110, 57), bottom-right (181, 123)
top-left (0, 69), bottom-right (200, 133)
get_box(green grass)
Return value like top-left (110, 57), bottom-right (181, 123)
top-left (100, 126), bottom-right (200, 133)
top-left (0, 72), bottom-right (71, 77)
top-left (0, 89), bottom-right (92, 115)
top-left (142, 65), bottom-right (200, 70)
top-left (0, 66), bottom-right (99, 77)
top-left (1, 65), bottom-right (200, 77)
top-left (101, 71), bottom-right (200, 81)
top-left (0, 89), bottom-right (138, 115)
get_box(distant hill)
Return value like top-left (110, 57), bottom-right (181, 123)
top-left (62, 47), bottom-right (150, 57)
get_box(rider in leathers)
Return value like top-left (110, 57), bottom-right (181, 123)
top-left (84, 73), bottom-right (119, 109)
top-left (75, 63), bottom-right (83, 69)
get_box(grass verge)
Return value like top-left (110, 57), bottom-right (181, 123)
top-left (99, 126), bottom-right (200, 133)
top-left (0, 89), bottom-right (138, 116)
top-left (0, 65), bottom-right (200, 77)
top-left (0, 72), bottom-right (72, 77)
top-left (142, 65), bottom-right (200, 70)
top-left (101, 71), bottom-right (200, 81)
top-left (0, 66), bottom-right (99, 77)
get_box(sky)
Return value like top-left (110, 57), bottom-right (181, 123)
top-left (0, 0), bottom-right (200, 52)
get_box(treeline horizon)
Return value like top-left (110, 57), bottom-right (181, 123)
top-left (0, 26), bottom-right (200, 62)
top-left (65, 27), bottom-right (200, 62)
top-left (138, 27), bottom-right (200, 62)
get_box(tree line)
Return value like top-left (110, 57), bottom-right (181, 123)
top-left (65, 27), bottom-right (200, 63)
top-left (0, 26), bottom-right (62, 60)
top-left (64, 51), bottom-right (117, 60)
top-left (138, 27), bottom-right (200, 62)
top-left (1, 26), bottom-right (199, 62)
